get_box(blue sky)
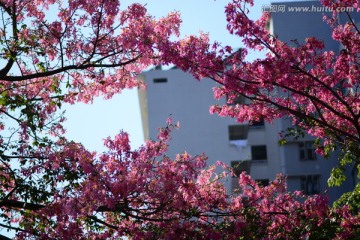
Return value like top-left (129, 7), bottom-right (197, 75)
top-left (63, 0), bottom-right (272, 152)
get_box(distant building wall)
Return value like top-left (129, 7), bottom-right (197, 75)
top-left (139, 68), bottom-right (252, 191)
top-left (269, 0), bottom-right (357, 201)
top-left (138, 0), bottom-right (356, 202)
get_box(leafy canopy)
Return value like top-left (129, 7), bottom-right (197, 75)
top-left (0, 0), bottom-right (359, 239)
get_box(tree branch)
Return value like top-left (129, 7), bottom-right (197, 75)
top-left (1, 57), bottom-right (140, 82)
top-left (0, 1), bottom-right (17, 76)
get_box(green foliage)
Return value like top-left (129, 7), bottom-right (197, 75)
top-left (328, 143), bottom-right (360, 193)
top-left (334, 183), bottom-right (360, 213)
top-left (328, 167), bottom-right (347, 187)
top-left (278, 138), bottom-right (287, 146)
top-left (278, 126), bottom-right (306, 146)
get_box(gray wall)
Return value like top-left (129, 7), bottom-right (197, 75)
top-left (137, 0), bottom-right (356, 202)
top-left (270, 0), bottom-right (356, 202)
top-left (271, 1), bottom-right (337, 51)
top-left (139, 68), bottom-right (252, 191)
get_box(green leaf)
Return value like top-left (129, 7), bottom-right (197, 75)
top-left (333, 183), bottom-right (360, 213)
top-left (339, 151), bottom-right (354, 166)
top-left (328, 167), bottom-right (346, 187)
top-left (278, 138), bottom-right (287, 146)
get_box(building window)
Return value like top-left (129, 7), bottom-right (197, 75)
top-left (153, 78), bottom-right (167, 83)
top-left (299, 141), bottom-right (316, 160)
top-left (249, 118), bottom-right (265, 128)
top-left (230, 161), bottom-right (251, 192)
top-left (301, 175), bottom-right (320, 194)
top-left (228, 125), bottom-right (248, 141)
top-left (231, 161), bottom-right (251, 177)
top-left (256, 179), bottom-right (269, 187)
top-left (251, 145), bottom-right (267, 161)
top-left (226, 94), bottom-right (245, 105)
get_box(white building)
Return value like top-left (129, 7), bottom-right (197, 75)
top-left (138, 1), bottom-right (356, 202)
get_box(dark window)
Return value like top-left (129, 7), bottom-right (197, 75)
top-left (256, 179), bottom-right (269, 187)
top-left (226, 94), bottom-right (245, 105)
top-left (299, 141), bottom-right (316, 160)
top-left (231, 161), bottom-right (251, 177)
top-left (230, 161), bottom-right (251, 193)
top-left (228, 125), bottom-right (248, 141)
top-left (301, 175), bottom-right (320, 194)
top-left (153, 78), bottom-right (167, 83)
top-left (249, 118), bottom-right (265, 128)
top-left (251, 145), bottom-right (267, 161)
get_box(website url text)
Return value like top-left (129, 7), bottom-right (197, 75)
top-left (262, 5), bottom-right (354, 13)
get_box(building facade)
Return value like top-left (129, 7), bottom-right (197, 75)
top-left (268, 0), bottom-right (358, 200)
top-left (138, 1), bottom-right (356, 202)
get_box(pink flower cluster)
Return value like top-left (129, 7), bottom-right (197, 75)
top-left (167, 0), bottom-right (360, 156)
top-left (0, 0), bottom-right (359, 239)
top-left (13, 125), bottom-right (359, 239)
